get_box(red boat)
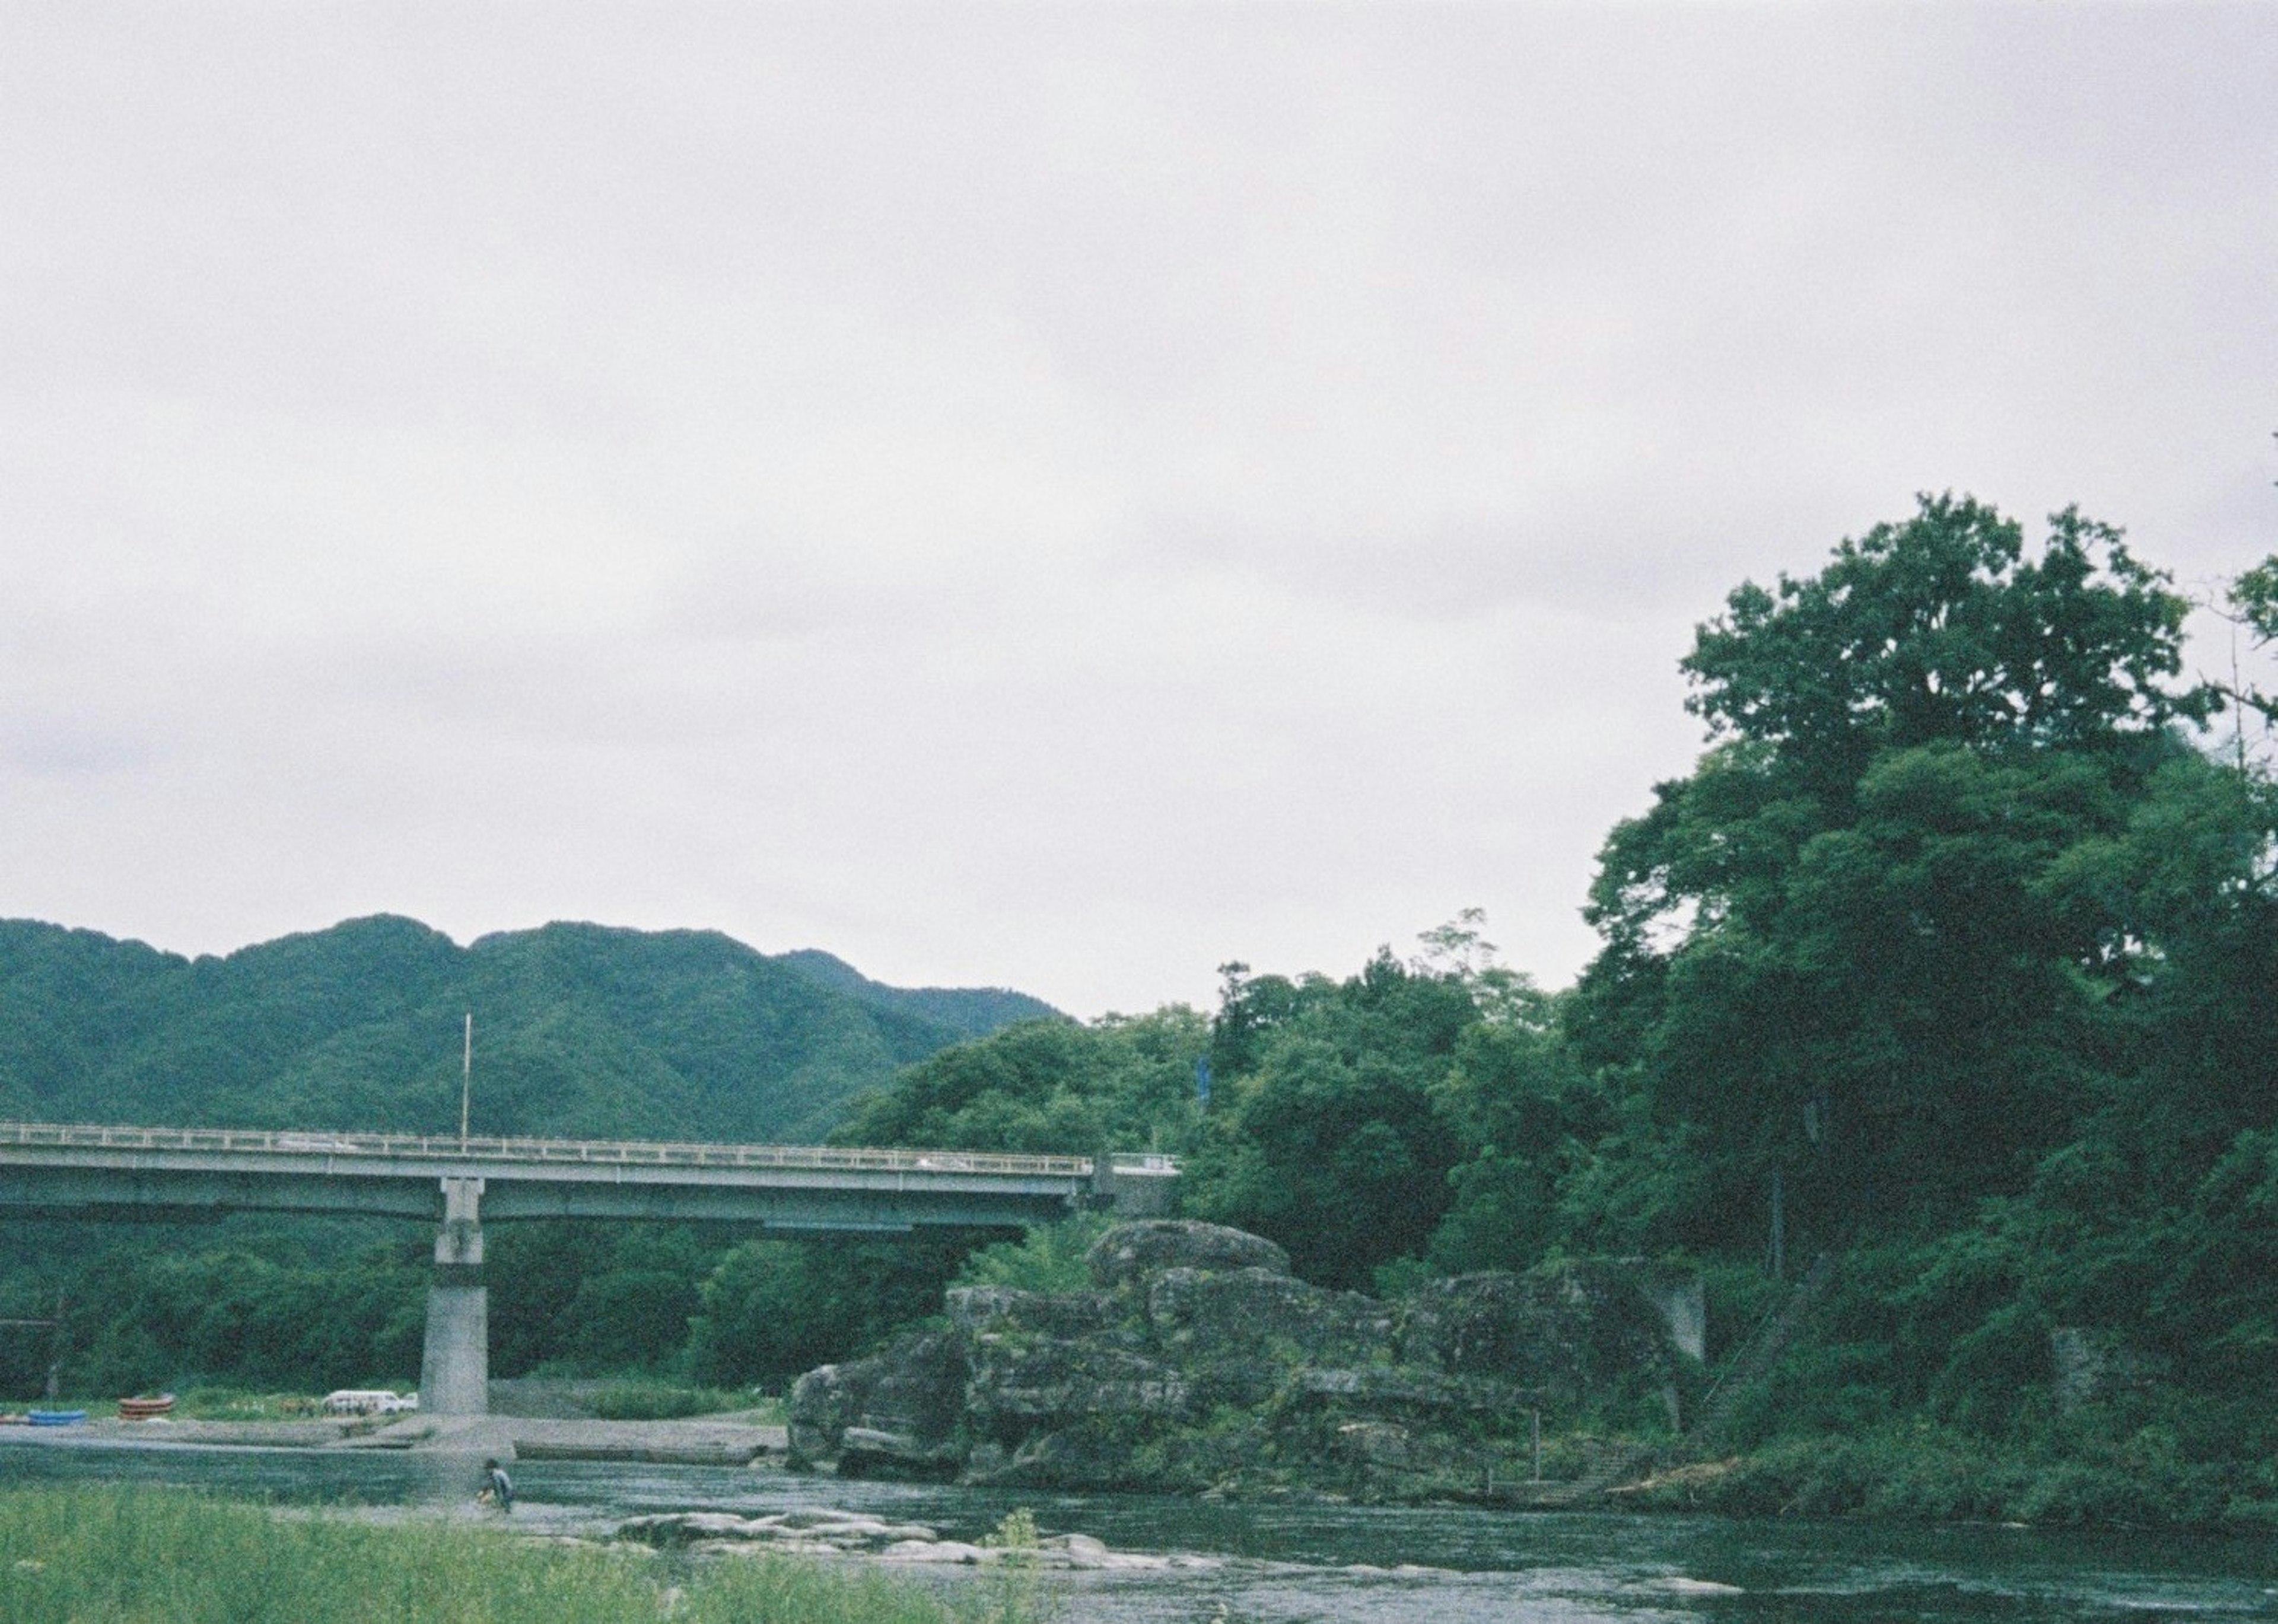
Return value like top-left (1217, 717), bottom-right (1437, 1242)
top-left (116, 1394), bottom-right (175, 1419)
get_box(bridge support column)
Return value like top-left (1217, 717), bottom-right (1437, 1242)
top-left (418, 1177), bottom-right (488, 1416)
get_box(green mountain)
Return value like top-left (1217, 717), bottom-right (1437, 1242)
top-left (0, 915), bottom-right (1061, 1145)
top-left (776, 949), bottom-right (1058, 1039)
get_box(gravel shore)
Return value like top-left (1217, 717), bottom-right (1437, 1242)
top-left (2, 1413), bottom-right (788, 1466)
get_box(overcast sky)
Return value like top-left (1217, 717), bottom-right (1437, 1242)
top-left (2, 4), bottom-right (2273, 1018)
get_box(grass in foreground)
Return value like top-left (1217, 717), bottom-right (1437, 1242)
top-left (0, 1486), bottom-right (1036, 1624)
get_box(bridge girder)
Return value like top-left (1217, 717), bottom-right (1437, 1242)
top-left (0, 1163), bottom-right (1082, 1230)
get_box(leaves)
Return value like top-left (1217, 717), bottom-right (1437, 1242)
top-left (1570, 497), bottom-right (2236, 1246)
top-left (1684, 495), bottom-right (2208, 784)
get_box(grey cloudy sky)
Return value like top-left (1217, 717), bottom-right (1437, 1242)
top-left (3, 4), bottom-right (2273, 1017)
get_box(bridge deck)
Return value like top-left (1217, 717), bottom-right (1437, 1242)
top-left (0, 1120), bottom-right (1180, 1228)
top-left (0, 1119), bottom-right (1151, 1177)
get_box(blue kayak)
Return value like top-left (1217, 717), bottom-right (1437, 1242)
top-left (27, 1409), bottom-right (87, 1426)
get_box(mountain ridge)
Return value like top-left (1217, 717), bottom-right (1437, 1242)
top-left (0, 913), bottom-right (1062, 1144)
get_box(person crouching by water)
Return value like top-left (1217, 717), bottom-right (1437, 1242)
top-left (481, 1458), bottom-right (514, 1514)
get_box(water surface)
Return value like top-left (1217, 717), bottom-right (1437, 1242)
top-left (5, 1435), bottom-right (2273, 1622)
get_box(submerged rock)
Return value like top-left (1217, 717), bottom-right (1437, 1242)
top-left (616, 1511), bottom-right (774, 1547)
top-left (876, 1539), bottom-right (988, 1564)
top-left (619, 1505), bottom-right (1186, 1573)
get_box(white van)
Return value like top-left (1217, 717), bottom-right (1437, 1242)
top-left (323, 1389), bottom-right (418, 1415)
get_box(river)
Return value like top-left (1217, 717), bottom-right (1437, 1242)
top-left (5, 1435), bottom-right (2274, 1621)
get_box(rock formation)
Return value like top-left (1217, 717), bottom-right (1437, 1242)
top-left (787, 1219), bottom-right (1699, 1500)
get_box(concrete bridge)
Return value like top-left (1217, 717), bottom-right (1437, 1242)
top-left (0, 1120), bottom-right (1179, 1416)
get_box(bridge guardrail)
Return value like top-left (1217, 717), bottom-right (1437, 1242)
top-left (0, 1120), bottom-right (1178, 1180)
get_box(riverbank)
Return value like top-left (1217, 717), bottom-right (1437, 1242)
top-left (0, 1483), bottom-right (1038, 1624)
top-left (8, 1451), bottom-right (2276, 1624)
top-left (0, 1410), bottom-right (790, 1466)
top-left (18, 1399), bottom-right (2274, 1534)
top-left (1605, 1429), bottom-right (2278, 1533)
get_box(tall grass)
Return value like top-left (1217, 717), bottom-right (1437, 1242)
top-left (0, 1486), bottom-right (1032, 1623)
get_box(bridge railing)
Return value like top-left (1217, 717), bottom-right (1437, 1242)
top-left (0, 1120), bottom-right (1169, 1179)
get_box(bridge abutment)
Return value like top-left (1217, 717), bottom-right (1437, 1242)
top-left (417, 1176), bottom-right (488, 1416)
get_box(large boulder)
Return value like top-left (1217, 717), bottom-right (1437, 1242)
top-left (787, 1329), bottom-right (968, 1477)
top-left (1086, 1219), bottom-right (1290, 1289)
top-left (785, 1362), bottom-right (854, 1465)
top-left (956, 1282), bottom-right (1189, 1432)
top-left (1145, 1266), bottom-right (1398, 1405)
top-left (1147, 1266), bottom-right (1395, 1361)
top-left (782, 1222), bottom-right (1698, 1501)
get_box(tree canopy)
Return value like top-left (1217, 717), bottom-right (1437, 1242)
top-left (1568, 498), bottom-right (2235, 1245)
top-left (1683, 496), bottom-right (2209, 779)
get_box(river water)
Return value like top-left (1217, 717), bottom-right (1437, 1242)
top-left (5, 1435), bottom-right (2274, 1622)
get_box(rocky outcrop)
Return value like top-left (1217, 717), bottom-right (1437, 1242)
top-left (1087, 1219), bottom-right (1290, 1288)
top-left (786, 1219), bottom-right (1698, 1501)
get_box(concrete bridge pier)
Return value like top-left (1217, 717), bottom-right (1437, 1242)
top-left (417, 1176), bottom-right (488, 1416)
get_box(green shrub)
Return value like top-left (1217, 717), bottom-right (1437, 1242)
top-left (951, 1217), bottom-right (1113, 1296)
top-left (586, 1381), bottom-right (748, 1421)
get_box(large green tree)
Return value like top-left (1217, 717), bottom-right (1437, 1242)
top-left (1570, 496), bottom-right (2220, 1250)
top-left (1183, 952), bottom-right (1475, 1289)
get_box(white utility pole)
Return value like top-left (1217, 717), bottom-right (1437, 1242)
top-left (460, 1012), bottom-right (472, 1148)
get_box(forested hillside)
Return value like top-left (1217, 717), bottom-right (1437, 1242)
top-left (0, 916), bottom-right (1055, 1144)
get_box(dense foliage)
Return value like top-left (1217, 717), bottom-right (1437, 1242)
top-left (1555, 507), bottom-right (2275, 1412)
top-left (830, 1008), bottom-right (1205, 1158)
